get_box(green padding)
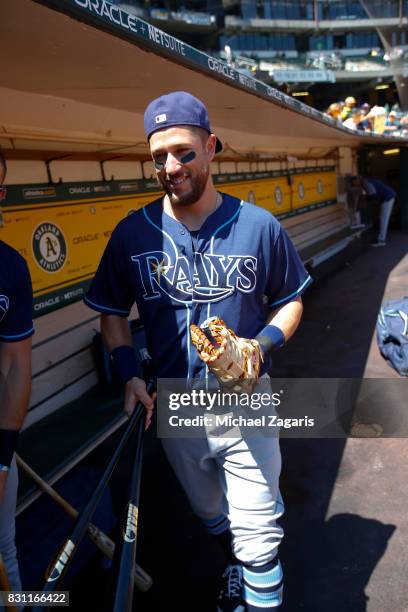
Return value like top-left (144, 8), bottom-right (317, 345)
top-left (17, 384), bottom-right (124, 505)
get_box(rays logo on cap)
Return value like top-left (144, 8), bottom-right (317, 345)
top-left (155, 114), bottom-right (167, 124)
top-left (0, 295), bottom-right (9, 323)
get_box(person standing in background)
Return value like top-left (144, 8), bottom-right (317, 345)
top-left (351, 175), bottom-right (396, 247)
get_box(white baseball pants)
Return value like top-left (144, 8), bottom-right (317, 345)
top-left (161, 431), bottom-right (284, 567)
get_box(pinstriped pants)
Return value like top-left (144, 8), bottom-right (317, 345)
top-left (161, 432), bottom-right (284, 567)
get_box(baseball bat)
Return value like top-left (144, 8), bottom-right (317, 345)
top-left (15, 455), bottom-right (152, 592)
top-left (112, 352), bottom-right (154, 611)
top-left (37, 381), bottom-right (155, 608)
top-left (0, 553), bottom-right (18, 612)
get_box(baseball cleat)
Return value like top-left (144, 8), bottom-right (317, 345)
top-left (217, 564), bottom-right (245, 612)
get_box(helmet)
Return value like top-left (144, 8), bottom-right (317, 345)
top-left (345, 96), bottom-right (357, 107)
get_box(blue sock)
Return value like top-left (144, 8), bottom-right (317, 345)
top-left (201, 513), bottom-right (230, 536)
top-left (243, 557), bottom-right (283, 610)
top-left (201, 515), bottom-right (238, 565)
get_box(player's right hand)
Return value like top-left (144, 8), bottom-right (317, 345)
top-left (124, 377), bottom-right (156, 430)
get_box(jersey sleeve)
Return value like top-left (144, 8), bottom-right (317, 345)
top-left (0, 257), bottom-right (34, 343)
top-left (362, 179), bottom-right (376, 196)
top-left (84, 226), bottom-right (134, 317)
top-left (265, 224), bottom-right (312, 309)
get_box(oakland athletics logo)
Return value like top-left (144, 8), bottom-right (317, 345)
top-left (32, 222), bottom-right (67, 273)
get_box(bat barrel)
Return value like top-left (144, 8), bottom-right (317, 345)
top-left (112, 377), bottom-right (155, 611)
top-left (37, 400), bottom-right (146, 604)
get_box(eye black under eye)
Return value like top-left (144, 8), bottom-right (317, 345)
top-left (180, 151), bottom-right (196, 164)
top-left (153, 159), bottom-right (165, 170)
top-left (153, 150), bottom-right (196, 170)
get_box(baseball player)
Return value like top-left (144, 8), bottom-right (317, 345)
top-left (351, 175), bottom-right (396, 246)
top-left (0, 148), bottom-right (34, 597)
top-left (85, 92), bottom-right (312, 610)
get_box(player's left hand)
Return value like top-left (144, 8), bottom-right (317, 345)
top-left (190, 317), bottom-right (262, 392)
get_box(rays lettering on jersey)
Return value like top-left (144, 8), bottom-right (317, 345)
top-left (131, 251), bottom-right (257, 303)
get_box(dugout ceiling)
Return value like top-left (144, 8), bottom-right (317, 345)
top-left (0, 0), bottom-right (407, 160)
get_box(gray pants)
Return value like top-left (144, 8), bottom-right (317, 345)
top-left (161, 433), bottom-right (284, 567)
top-left (378, 197), bottom-right (395, 242)
top-left (0, 456), bottom-right (22, 597)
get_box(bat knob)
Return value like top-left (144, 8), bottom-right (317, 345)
top-left (200, 317), bottom-right (219, 346)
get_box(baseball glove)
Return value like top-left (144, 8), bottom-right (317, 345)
top-left (190, 316), bottom-right (262, 391)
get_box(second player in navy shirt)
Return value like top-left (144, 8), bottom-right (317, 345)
top-left (0, 147), bottom-right (34, 594)
top-left (0, 240), bottom-right (34, 343)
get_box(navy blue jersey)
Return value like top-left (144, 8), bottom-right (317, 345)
top-left (363, 177), bottom-right (396, 201)
top-left (0, 240), bottom-right (34, 343)
top-left (85, 194), bottom-right (312, 378)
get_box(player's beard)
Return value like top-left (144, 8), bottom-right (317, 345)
top-left (160, 163), bottom-right (210, 207)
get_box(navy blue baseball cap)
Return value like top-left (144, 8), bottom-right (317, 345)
top-left (144, 91), bottom-right (222, 154)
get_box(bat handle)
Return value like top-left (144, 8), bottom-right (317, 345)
top-left (138, 349), bottom-right (155, 386)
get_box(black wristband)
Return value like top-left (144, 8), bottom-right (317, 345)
top-left (109, 345), bottom-right (139, 385)
top-left (0, 429), bottom-right (19, 468)
top-left (255, 325), bottom-right (286, 355)
top-left (255, 325), bottom-right (286, 376)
